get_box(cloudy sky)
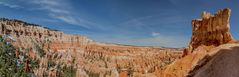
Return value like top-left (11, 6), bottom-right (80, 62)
top-left (0, 0), bottom-right (238, 48)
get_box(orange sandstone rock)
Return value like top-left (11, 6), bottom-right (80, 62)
top-left (0, 18), bottom-right (182, 77)
top-left (186, 8), bottom-right (235, 54)
top-left (160, 8), bottom-right (238, 77)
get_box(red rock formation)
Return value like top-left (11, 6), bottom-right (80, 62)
top-left (0, 18), bottom-right (90, 49)
top-left (185, 8), bottom-right (235, 55)
top-left (159, 8), bottom-right (238, 77)
top-left (0, 18), bottom-right (182, 77)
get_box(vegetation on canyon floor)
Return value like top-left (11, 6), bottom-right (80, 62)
top-left (0, 36), bottom-right (38, 77)
top-left (0, 35), bottom-right (77, 77)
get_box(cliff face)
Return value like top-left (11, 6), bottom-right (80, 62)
top-left (159, 8), bottom-right (238, 77)
top-left (185, 8), bottom-right (235, 55)
top-left (0, 19), bottom-right (91, 49)
top-left (0, 18), bottom-right (182, 77)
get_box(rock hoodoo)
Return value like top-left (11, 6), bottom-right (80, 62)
top-left (186, 8), bottom-right (235, 54)
top-left (0, 18), bottom-right (182, 77)
top-left (157, 8), bottom-right (239, 77)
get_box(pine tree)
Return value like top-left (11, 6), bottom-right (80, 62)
top-left (0, 37), bottom-right (39, 77)
top-left (0, 40), bottom-right (18, 76)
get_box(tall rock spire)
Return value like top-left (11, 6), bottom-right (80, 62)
top-left (185, 8), bottom-right (235, 55)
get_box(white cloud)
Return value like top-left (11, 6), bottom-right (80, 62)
top-left (30, 0), bottom-right (69, 14)
top-left (0, 2), bottom-right (22, 9)
top-left (49, 13), bottom-right (91, 28)
top-left (24, 0), bottom-right (96, 29)
top-left (151, 32), bottom-right (160, 37)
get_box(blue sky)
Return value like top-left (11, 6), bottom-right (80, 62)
top-left (0, 0), bottom-right (238, 48)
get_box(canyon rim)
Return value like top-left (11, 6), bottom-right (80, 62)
top-left (0, 0), bottom-right (239, 77)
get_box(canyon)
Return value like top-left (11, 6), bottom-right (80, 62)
top-left (0, 18), bottom-right (182, 77)
top-left (0, 8), bottom-right (239, 77)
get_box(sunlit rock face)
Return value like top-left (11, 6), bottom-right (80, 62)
top-left (159, 8), bottom-right (239, 77)
top-left (0, 18), bottom-right (182, 77)
top-left (186, 8), bottom-right (235, 54)
top-left (0, 19), bottom-right (91, 49)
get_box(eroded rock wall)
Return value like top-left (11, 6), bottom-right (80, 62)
top-left (160, 8), bottom-right (238, 77)
top-left (0, 18), bottom-right (182, 77)
top-left (0, 18), bottom-right (91, 49)
top-left (187, 8), bottom-right (235, 53)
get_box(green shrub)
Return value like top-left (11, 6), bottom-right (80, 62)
top-left (0, 38), bottom-right (39, 76)
top-left (33, 42), bottom-right (46, 57)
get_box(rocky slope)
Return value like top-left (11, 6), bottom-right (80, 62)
top-left (0, 18), bottom-right (182, 77)
top-left (159, 8), bottom-right (238, 77)
top-left (187, 44), bottom-right (239, 77)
